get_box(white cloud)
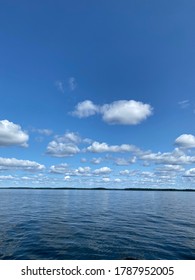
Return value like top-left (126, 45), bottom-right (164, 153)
top-left (46, 141), bottom-right (80, 157)
top-left (46, 132), bottom-right (81, 157)
top-left (74, 166), bottom-right (91, 175)
top-left (175, 134), bottom-right (195, 148)
top-left (140, 148), bottom-right (195, 165)
top-left (86, 141), bottom-right (138, 153)
top-left (0, 157), bottom-right (45, 171)
top-left (64, 132), bottom-right (81, 143)
top-left (0, 120), bottom-right (29, 147)
top-left (184, 168), bottom-right (195, 177)
top-left (56, 132), bottom-right (81, 144)
top-left (21, 176), bottom-right (32, 180)
top-left (63, 166), bottom-right (92, 177)
top-left (156, 164), bottom-right (184, 172)
top-left (117, 168), bottom-right (178, 186)
top-left (91, 157), bottom-right (103, 164)
top-left (140, 171), bottom-right (155, 178)
top-left (71, 100), bottom-right (153, 125)
top-left (114, 178), bottom-right (122, 183)
top-left (64, 175), bottom-right (71, 181)
top-left (102, 177), bottom-right (110, 182)
top-left (101, 100), bottom-right (153, 125)
top-left (0, 175), bottom-right (14, 180)
top-left (50, 165), bottom-right (112, 178)
top-left (50, 163), bottom-right (69, 174)
top-left (114, 156), bottom-right (136, 166)
top-left (93, 166), bottom-right (112, 175)
top-left (71, 100), bottom-right (99, 118)
top-left (154, 170), bottom-right (176, 180)
top-left (119, 169), bottom-right (132, 176)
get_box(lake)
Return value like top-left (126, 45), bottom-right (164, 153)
top-left (0, 189), bottom-right (195, 260)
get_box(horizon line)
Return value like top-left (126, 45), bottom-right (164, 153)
top-left (0, 187), bottom-right (195, 192)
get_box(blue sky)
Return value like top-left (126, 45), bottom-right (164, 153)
top-left (1, 0), bottom-right (195, 188)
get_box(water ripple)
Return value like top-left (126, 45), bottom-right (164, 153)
top-left (0, 189), bottom-right (195, 259)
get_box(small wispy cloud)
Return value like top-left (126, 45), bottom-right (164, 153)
top-left (68, 77), bottom-right (77, 91)
top-left (55, 76), bottom-right (77, 93)
top-left (178, 100), bottom-right (190, 109)
top-left (31, 128), bottom-right (53, 142)
top-left (32, 128), bottom-right (53, 136)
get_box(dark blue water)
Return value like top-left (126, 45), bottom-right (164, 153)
top-left (0, 189), bottom-right (195, 260)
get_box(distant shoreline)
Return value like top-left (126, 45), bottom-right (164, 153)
top-left (0, 187), bottom-right (195, 192)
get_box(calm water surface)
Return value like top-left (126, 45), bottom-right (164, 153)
top-left (0, 189), bottom-right (195, 259)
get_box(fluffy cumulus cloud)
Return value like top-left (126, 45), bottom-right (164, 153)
top-left (156, 164), bottom-right (184, 172)
top-left (64, 175), bottom-right (71, 181)
top-left (72, 100), bottom-right (99, 118)
top-left (86, 141), bottom-right (138, 153)
top-left (56, 166), bottom-right (92, 177)
top-left (175, 134), bottom-right (195, 148)
top-left (61, 132), bottom-right (81, 143)
top-left (50, 165), bottom-right (113, 178)
top-left (101, 100), bottom-right (153, 125)
top-left (102, 177), bottom-right (110, 182)
top-left (114, 156), bottom-right (136, 166)
top-left (46, 132), bottom-right (81, 157)
top-left (140, 148), bottom-right (195, 165)
top-left (50, 163), bottom-right (69, 174)
top-left (71, 100), bottom-right (153, 125)
top-left (0, 157), bottom-right (45, 171)
top-left (47, 141), bottom-right (80, 157)
top-left (184, 168), bottom-right (195, 177)
top-left (93, 167), bottom-right (112, 175)
top-left (114, 178), bottom-right (122, 183)
top-left (119, 169), bottom-right (132, 176)
top-left (74, 167), bottom-right (91, 175)
top-left (0, 120), bottom-right (29, 147)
